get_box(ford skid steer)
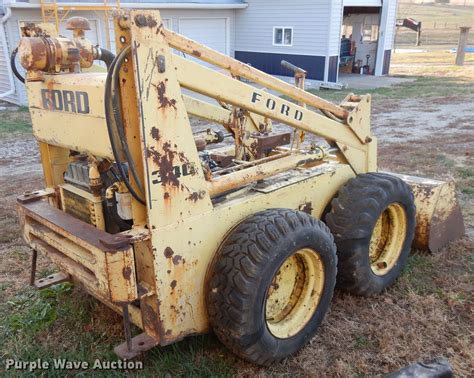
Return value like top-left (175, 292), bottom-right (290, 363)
top-left (13, 11), bottom-right (465, 365)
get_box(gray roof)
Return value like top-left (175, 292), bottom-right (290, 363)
top-left (14, 0), bottom-right (246, 3)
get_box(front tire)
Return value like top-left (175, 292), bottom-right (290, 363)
top-left (207, 209), bottom-right (337, 366)
top-left (326, 172), bottom-right (416, 296)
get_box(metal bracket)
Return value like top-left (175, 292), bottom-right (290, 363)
top-left (114, 333), bottom-right (159, 360)
top-left (35, 272), bottom-right (71, 289)
top-left (30, 249), bottom-right (71, 288)
top-left (18, 189), bottom-right (54, 204)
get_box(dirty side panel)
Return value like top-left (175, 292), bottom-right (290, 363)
top-left (150, 164), bottom-right (354, 344)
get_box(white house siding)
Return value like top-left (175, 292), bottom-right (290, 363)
top-left (327, 0), bottom-right (344, 82)
top-left (2, 7), bottom-right (235, 105)
top-left (374, 0), bottom-right (398, 75)
top-left (234, 0), bottom-right (333, 81)
top-left (0, 21), bottom-right (14, 101)
top-left (383, 0), bottom-right (398, 50)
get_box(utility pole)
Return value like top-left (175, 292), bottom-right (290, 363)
top-left (455, 26), bottom-right (471, 66)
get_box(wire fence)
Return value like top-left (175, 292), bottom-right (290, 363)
top-left (395, 27), bottom-right (474, 46)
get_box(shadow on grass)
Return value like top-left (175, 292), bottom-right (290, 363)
top-left (0, 284), bottom-right (235, 377)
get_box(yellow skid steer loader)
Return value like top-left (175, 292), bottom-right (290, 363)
top-left (12, 11), bottom-right (464, 365)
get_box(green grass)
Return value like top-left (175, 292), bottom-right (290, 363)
top-left (397, 254), bottom-right (436, 296)
top-left (353, 335), bottom-right (373, 350)
top-left (0, 108), bottom-right (32, 135)
top-left (457, 167), bottom-right (474, 179)
top-left (460, 187), bottom-right (474, 196)
top-left (435, 154), bottom-right (456, 169)
top-left (0, 285), bottom-right (235, 377)
top-left (307, 76), bottom-right (474, 103)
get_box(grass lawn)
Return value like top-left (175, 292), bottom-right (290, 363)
top-left (308, 75), bottom-right (473, 103)
top-left (0, 106), bottom-right (32, 135)
top-left (396, 3), bottom-right (474, 46)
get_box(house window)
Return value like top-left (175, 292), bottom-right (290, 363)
top-left (273, 27), bottom-right (293, 46)
top-left (362, 24), bottom-right (379, 42)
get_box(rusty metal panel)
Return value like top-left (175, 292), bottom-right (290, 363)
top-left (130, 10), bottom-right (213, 228)
top-left (17, 198), bottom-right (139, 304)
top-left (390, 173), bottom-right (466, 252)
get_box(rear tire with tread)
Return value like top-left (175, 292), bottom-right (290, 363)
top-left (207, 209), bottom-right (337, 366)
top-left (326, 172), bottom-right (416, 296)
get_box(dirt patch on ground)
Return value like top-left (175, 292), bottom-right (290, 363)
top-left (372, 95), bottom-right (473, 144)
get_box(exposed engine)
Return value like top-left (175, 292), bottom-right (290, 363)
top-left (62, 155), bottom-right (132, 234)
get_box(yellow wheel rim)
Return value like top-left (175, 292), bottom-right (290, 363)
top-left (369, 203), bottom-right (407, 276)
top-left (265, 248), bottom-right (325, 339)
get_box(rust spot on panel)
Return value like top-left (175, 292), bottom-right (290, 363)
top-left (66, 17), bottom-right (91, 31)
top-left (147, 143), bottom-right (179, 187)
top-left (134, 14), bottom-right (157, 28)
top-left (142, 303), bottom-right (163, 338)
top-left (122, 266), bottom-right (132, 280)
top-left (164, 247), bottom-right (174, 258)
top-left (170, 280), bottom-right (177, 289)
top-left (21, 23), bottom-right (52, 37)
top-left (150, 127), bottom-right (161, 141)
top-left (186, 191), bottom-right (205, 203)
top-left (299, 202), bottom-right (313, 214)
top-left (172, 255), bottom-right (182, 265)
top-left (192, 50), bottom-right (202, 57)
top-left (156, 82), bottom-right (177, 110)
top-left (156, 23), bottom-right (166, 37)
top-left (164, 192), bottom-right (170, 199)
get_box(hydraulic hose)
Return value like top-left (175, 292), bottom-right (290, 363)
top-left (10, 47), bottom-right (25, 84)
top-left (104, 49), bottom-right (146, 206)
top-left (110, 45), bottom-right (145, 196)
top-left (96, 47), bottom-right (115, 70)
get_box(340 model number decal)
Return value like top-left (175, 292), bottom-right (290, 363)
top-left (151, 163), bottom-right (196, 185)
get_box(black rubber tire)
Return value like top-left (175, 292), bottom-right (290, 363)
top-left (207, 209), bottom-right (337, 366)
top-left (325, 172), bottom-right (416, 296)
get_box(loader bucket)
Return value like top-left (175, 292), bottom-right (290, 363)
top-left (390, 173), bottom-right (465, 252)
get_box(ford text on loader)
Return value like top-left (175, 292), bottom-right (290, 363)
top-left (13, 12), bottom-right (465, 365)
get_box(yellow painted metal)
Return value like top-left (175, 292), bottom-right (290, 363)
top-left (27, 74), bottom-right (113, 159)
top-left (17, 199), bottom-right (138, 305)
top-left (174, 56), bottom-right (376, 174)
top-left (369, 203), bottom-right (407, 276)
top-left (266, 248), bottom-right (325, 339)
top-left (184, 95), bottom-right (232, 126)
top-left (162, 28), bottom-right (348, 120)
top-left (113, 20), bottom-right (147, 227)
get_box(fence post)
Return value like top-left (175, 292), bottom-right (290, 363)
top-left (455, 26), bottom-right (471, 66)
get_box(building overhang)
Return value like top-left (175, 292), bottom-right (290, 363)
top-left (343, 0), bottom-right (382, 6)
top-left (7, 2), bottom-right (249, 10)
